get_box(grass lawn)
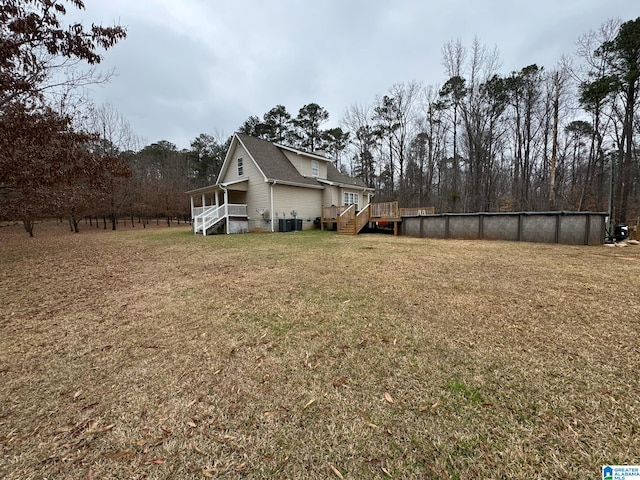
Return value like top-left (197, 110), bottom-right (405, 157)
top-left (1, 221), bottom-right (639, 479)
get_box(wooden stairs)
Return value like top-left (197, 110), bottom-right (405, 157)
top-left (322, 202), bottom-right (405, 236)
top-left (337, 204), bottom-right (372, 235)
top-left (337, 217), bottom-right (357, 235)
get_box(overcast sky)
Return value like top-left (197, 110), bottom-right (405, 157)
top-left (77, 0), bottom-right (637, 150)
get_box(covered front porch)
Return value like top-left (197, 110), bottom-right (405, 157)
top-left (187, 180), bottom-right (249, 235)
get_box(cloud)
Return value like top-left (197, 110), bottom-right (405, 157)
top-left (77, 0), bottom-right (638, 149)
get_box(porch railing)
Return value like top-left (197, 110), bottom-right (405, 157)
top-left (193, 204), bottom-right (248, 235)
top-left (227, 204), bottom-right (248, 217)
top-left (192, 206), bottom-right (209, 218)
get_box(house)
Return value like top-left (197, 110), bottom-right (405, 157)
top-left (187, 133), bottom-right (375, 235)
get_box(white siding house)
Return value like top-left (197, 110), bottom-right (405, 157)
top-left (187, 134), bottom-right (373, 235)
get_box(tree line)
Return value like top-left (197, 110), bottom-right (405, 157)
top-left (0, 0), bottom-right (127, 236)
top-left (65, 102), bottom-right (348, 233)
top-left (1, 2), bottom-right (638, 236)
top-left (208, 17), bottom-right (640, 227)
top-left (339, 19), bottom-right (640, 227)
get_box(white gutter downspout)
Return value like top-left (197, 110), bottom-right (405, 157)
top-left (270, 181), bottom-right (275, 232)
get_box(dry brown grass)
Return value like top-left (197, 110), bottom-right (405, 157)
top-left (1, 221), bottom-right (639, 479)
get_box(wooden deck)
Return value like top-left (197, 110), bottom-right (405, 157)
top-left (321, 202), bottom-right (434, 236)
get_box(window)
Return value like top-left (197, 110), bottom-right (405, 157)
top-left (344, 192), bottom-right (359, 210)
top-left (237, 157), bottom-right (243, 176)
top-left (311, 159), bottom-right (319, 177)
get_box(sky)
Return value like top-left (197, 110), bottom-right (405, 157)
top-left (75, 0), bottom-right (638, 150)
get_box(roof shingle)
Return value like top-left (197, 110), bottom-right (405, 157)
top-left (236, 134), bottom-right (320, 187)
top-left (236, 133), bottom-right (369, 189)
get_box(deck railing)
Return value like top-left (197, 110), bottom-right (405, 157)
top-left (399, 206), bottom-right (435, 216)
top-left (370, 201), bottom-right (399, 219)
top-left (321, 202), bottom-right (436, 222)
top-left (321, 205), bottom-right (348, 220)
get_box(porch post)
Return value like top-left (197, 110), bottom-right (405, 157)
top-left (201, 193), bottom-right (206, 207)
top-left (215, 191), bottom-right (219, 208)
top-left (224, 189), bottom-right (229, 234)
top-left (190, 195), bottom-right (196, 234)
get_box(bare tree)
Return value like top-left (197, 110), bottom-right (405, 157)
top-left (84, 102), bottom-right (141, 155)
top-left (442, 39), bottom-right (466, 80)
top-left (372, 82), bottom-right (422, 202)
top-left (574, 17), bottom-right (640, 223)
top-left (80, 103), bottom-right (142, 230)
top-left (440, 39), bottom-right (467, 210)
top-left (0, 0), bottom-right (127, 235)
top-left (414, 85), bottom-right (447, 208)
top-left (342, 104), bottom-right (379, 188)
top-left (459, 39), bottom-right (505, 211)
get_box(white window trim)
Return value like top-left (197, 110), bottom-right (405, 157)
top-left (344, 192), bottom-right (359, 210)
top-left (237, 157), bottom-right (243, 177)
top-left (311, 159), bottom-right (319, 177)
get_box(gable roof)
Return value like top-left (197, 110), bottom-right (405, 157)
top-left (235, 134), bottom-right (320, 187)
top-left (325, 162), bottom-right (368, 188)
top-left (235, 133), bottom-right (371, 190)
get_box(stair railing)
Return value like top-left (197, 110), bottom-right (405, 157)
top-left (337, 204), bottom-right (355, 232)
top-left (355, 204), bottom-right (371, 233)
top-left (198, 204), bottom-right (225, 236)
top-left (193, 204), bottom-right (221, 234)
